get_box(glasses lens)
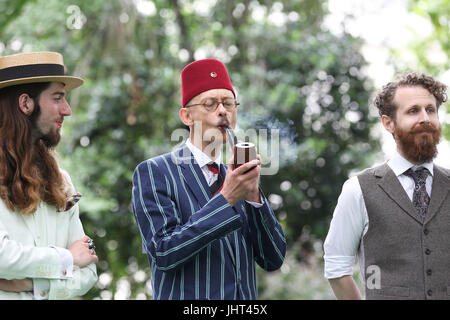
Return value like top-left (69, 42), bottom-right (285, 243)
top-left (201, 98), bottom-right (237, 111)
top-left (203, 98), bottom-right (217, 110)
top-left (222, 98), bottom-right (236, 109)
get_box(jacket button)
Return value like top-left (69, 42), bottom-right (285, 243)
top-left (426, 269), bottom-right (432, 276)
top-left (423, 228), bottom-right (429, 235)
top-left (427, 289), bottom-right (433, 296)
top-left (425, 249), bottom-right (431, 255)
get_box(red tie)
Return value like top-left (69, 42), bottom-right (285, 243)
top-left (207, 163), bottom-right (223, 196)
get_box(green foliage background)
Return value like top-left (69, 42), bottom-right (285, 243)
top-left (406, 0), bottom-right (450, 139)
top-left (0, 0), bottom-right (447, 299)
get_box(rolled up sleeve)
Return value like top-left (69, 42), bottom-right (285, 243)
top-left (323, 176), bottom-right (368, 279)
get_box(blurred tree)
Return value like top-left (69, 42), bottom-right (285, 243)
top-left (404, 0), bottom-right (449, 138)
top-left (0, 0), bottom-right (32, 35)
top-left (0, 0), bottom-right (379, 299)
top-left (407, 0), bottom-right (449, 74)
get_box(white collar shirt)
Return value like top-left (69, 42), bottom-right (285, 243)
top-left (323, 149), bottom-right (434, 280)
top-left (185, 139), bottom-right (221, 187)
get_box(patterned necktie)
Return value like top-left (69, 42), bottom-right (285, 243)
top-left (403, 167), bottom-right (430, 221)
top-left (207, 163), bottom-right (224, 196)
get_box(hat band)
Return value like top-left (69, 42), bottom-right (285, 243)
top-left (0, 63), bottom-right (65, 82)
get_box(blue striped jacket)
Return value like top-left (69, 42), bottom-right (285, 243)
top-left (131, 143), bottom-right (286, 300)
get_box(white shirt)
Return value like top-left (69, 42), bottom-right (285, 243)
top-left (323, 149), bottom-right (434, 279)
top-left (185, 139), bottom-right (222, 187)
top-left (185, 139), bottom-right (263, 207)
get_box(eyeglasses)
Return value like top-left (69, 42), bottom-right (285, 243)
top-left (184, 98), bottom-right (239, 112)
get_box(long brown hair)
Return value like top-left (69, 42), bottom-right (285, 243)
top-left (0, 82), bottom-right (69, 214)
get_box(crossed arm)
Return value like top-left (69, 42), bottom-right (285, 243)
top-left (0, 235), bottom-right (97, 293)
top-left (0, 206), bottom-right (98, 299)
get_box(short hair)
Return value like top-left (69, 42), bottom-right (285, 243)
top-left (373, 72), bottom-right (448, 119)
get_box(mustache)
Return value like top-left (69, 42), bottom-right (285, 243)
top-left (216, 118), bottom-right (230, 128)
top-left (409, 122), bottom-right (439, 134)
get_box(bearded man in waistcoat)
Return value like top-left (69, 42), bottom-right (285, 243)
top-left (324, 72), bottom-right (449, 300)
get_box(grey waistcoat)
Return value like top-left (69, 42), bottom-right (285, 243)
top-left (358, 163), bottom-right (450, 300)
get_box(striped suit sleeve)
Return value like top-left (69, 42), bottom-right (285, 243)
top-left (246, 191), bottom-right (286, 271)
top-left (132, 158), bottom-right (243, 272)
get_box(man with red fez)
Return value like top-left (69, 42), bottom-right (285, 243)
top-left (132, 59), bottom-right (286, 299)
top-left (0, 52), bottom-right (98, 299)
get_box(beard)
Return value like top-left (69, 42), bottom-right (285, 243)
top-left (394, 121), bottom-right (442, 164)
top-left (40, 128), bottom-right (61, 148)
top-left (30, 101), bottom-right (61, 148)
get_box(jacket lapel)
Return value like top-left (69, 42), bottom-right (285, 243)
top-left (19, 203), bottom-right (51, 246)
top-left (425, 165), bottom-right (450, 223)
top-left (375, 164), bottom-right (423, 224)
top-left (46, 205), bottom-right (56, 245)
top-left (174, 145), bottom-right (238, 266)
top-left (172, 144), bottom-right (210, 208)
top-left (19, 213), bottom-right (38, 245)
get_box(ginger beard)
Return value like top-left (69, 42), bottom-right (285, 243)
top-left (394, 121), bottom-right (441, 164)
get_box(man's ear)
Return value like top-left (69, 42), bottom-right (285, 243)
top-left (179, 107), bottom-right (193, 126)
top-left (18, 93), bottom-right (35, 116)
top-left (381, 114), bottom-right (395, 135)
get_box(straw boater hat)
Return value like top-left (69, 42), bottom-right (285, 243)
top-left (0, 51), bottom-right (83, 91)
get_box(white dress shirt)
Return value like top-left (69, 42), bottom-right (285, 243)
top-left (185, 139), bottom-right (263, 207)
top-left (323, 149), bottom-right (434, 279)
top-left (186, 139), bottom-right (222, 187)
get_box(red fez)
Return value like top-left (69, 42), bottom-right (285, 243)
top-left (181, 58), bottom-right (235, 107)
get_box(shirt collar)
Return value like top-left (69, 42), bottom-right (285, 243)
top-left (185, 139), bottom-right (221, 168)
top-left (387, 148), bottom-right (434, 177)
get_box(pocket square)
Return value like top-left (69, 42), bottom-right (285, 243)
top-left (64, 192), bottom-right (82, 211)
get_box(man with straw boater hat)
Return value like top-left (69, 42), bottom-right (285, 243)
top-left (132, 58), bottom-right (286, 299)
top-left (0, 52), bottom-right (97, 299)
